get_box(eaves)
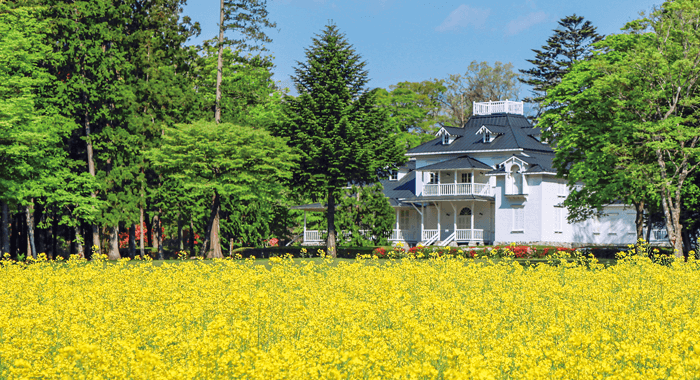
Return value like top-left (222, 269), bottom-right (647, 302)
top-left (406, 148), bottom-right (524, 157)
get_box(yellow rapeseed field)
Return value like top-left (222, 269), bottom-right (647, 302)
top-left (1, 249), bottom-right (700, 379)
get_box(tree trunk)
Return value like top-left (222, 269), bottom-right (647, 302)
top-left (634, 201), bottom-right (644, 242)
top-left (215, 0), bottom-right (225, 124)
top-left (139, 206), bottom-right (145, 258)
top-left (83, 94), bottom-right (100, 254)
top-left (156, 213), bottom-right (164, 260)
top-left (1, 201), bottom-right (8, 254)
top-left (145, 212), bottom-right (153, 250)
top-left (73, 225), bottom-right (84, 258)
top-left (177, 215), bottom-right (183, 251)
top-left (152, 214), bottom-right (160, 254)
top-left (682, 226), bottom-right (692, 259)
top-left (10, 211), bottom-right (19, 258)
top-left (189, 219), bottom-right (195, 255)
top-left (129, 224), bottom-right (136, 259)
top-left (207, 191), bottom-right (223, 259)
top-left (326, 189), bottom-right (337, 258)
top-left (108, 225), bottom-right (121, 260)
top-left (51, 216), bottom-right (58, 259)
top-left (229, 237), bottom-right (234, 257)
top-left (25, 202), bottom-right (37, 259)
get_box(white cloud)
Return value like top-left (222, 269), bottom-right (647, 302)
top-left (505, 11), bottom-right (548, 36)
top-left (435, 4), bottom-right (491, 32)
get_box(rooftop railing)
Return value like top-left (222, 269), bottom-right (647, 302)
top-left (473, 100), bottom-right (524, 115)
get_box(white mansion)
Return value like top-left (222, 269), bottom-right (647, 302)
top-left (297, 101), bottom-right (667, 247)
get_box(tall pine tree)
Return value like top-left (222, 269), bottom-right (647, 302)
top-left (519, 14), bottom-right (603, 120)
top-left (275, 24), bottom-right (405, 256)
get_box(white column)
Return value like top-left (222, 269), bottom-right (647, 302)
top-left (421, 203), bottom-right (424, 240)
top-left (451, 202), bottom-right (457, 235)
top-left (303, 211), bottom-right (307, 241)
top-left (395, 208), bottom-right (400, 233)
top-left (437, 202), bottom-right (441, 239)
top-left (471, 170), bottom-right (475, 194)
top-left (471, 201), bottom-right (475, 232)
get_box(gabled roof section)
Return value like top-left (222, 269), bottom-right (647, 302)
top-left (476, 124), bottom-right (508, 135)
top-left (436, 126), bottom-right (466, 137)
top-left (418, 155), bottom-right (493, 171)
top-left (407, 113), bottom-right (553, 156)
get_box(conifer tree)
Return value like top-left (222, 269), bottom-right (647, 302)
top-left (519, 14), bottom-right (603, 119)
top-left (213, 0), bottom-right (276, 123)
top-left (275, 24), bottom-right (406, 256)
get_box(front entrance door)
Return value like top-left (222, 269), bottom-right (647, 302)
top-left (457, 207), bottom-right (472, 230)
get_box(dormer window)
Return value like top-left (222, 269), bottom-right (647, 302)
top-left (389, 171), bottom-right (398, 181)
top-left (442, 134), bottom-right (448, 145)
top-left (476, 125), bottom-right (498, 143)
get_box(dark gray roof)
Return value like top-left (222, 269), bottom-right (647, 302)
top-left (418, 155), bottom-right (493, 171)
top-left (407, 114), bottom-right (553, 155)
top-left (440, 126), bottom-right (467, 136)
top-left (485, 153), bottom-right (557, 175)
top-left (516, 153), bottom-right (556, 173)
top-left (380, 170), bottom-right (416, 200)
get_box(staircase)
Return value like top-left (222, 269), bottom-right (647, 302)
top-left (438, 232), bottom-right (456, 247)
top-left (422, 233), bottom-right (440, 246)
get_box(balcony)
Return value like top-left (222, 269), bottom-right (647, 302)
top-left (423, 183), bottom-right (492, 197)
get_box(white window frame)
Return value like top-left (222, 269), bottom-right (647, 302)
top-left (428, 172), bottom-right (439, 184)
top-left (554, 207), bottom-right (563, 233)
top-left (389, 171), bottom-right (398, 181)
top-left (461, 172), bottom-right (472, 183)
top-left (512, 207), bottom-right (524, 232)
top-left (484, 132), bottom-right (491, 143)
top-left (557, 182), bottom-right (567, 197)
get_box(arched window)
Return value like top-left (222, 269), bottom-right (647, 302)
top-left (458, 207), bottom-right (472, 229)
top-left (511, 164), bottom-right (523, 194)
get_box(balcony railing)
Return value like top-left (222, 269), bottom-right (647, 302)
top-left (455, 229), bottom-right (484, 241)
top-left (423, 183), bottom-right (492, 196)
top-left (305, 229), bottom-right (416, 243)
top-left (473, 100), bottom-right (524, 115)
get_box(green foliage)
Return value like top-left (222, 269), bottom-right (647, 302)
top-left (277, 24), bottom-right (406, 200)
top-left (193, 45), bottom-right (283, 129)
top-left (520, 14), bottom-right (603, 119)
top-left (541, 0), bottom-right (700, 254)
top-left (274, 24), bottom-right (406, 254)
top-left (148, 121), bottom-right (297, 250)
top-left (440, 61), bottom-right (521, 127)
top-left (376, 80), bottom-right (446, 148)
top-left (539, 32), bottom-right (654, 223)
top-left (335, 183), bottom-right (394, 247)
top-left (150, 121), bottom-right (295, 200)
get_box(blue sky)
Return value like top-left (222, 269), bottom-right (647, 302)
top-left (183, 0), bottom-right (660, 97)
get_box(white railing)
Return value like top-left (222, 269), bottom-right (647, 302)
top-left (651, 229), bottom-right (668, 241)
top-left (473, 100), bottom-right (524, 115)
top-left (422, 183), bottom-right (492, 196)
top-left (455, 229), bottom-right (484, 241)
top-left (390, 229), bottom-right (418, 241)
top-left (422, 229), bottom-right (439, 241)
top-left (304, 230), bottom-right (325, 242)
